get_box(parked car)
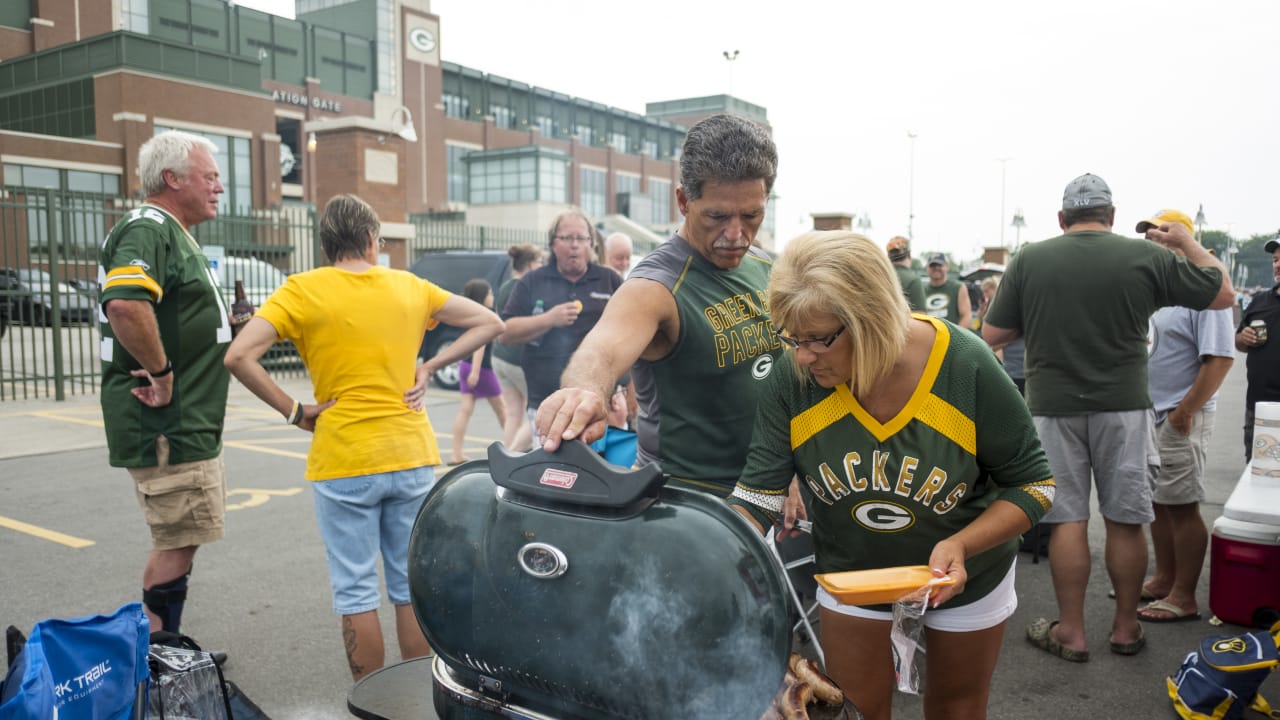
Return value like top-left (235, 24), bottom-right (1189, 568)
top-left (408, 251), bottom-right (512, 390)
top-left (0, 268), bottom-right (97, 326)
top-left (216, 255), bottom-right (290, 308)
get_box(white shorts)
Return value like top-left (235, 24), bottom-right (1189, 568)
top-left (816, 560), bottom-right (1017, 633)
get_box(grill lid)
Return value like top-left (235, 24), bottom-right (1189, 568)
top-left (409, 442), bottom-right (791, 719)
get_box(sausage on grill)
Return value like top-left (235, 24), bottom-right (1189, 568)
top-left (788, 655), bottom-right (844, 706)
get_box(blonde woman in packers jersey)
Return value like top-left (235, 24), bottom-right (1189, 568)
top-left (729, 231), bottom-right (1055, 720)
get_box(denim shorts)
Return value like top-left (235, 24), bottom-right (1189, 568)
top-left (311, 466), bottom-right (435, 615)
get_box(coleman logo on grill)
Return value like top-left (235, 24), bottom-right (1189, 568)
top-left (539, 468), bottom-right (578, 488)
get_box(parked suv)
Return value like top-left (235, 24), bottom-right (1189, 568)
top-left (408, 251), bottom-right (512, 390)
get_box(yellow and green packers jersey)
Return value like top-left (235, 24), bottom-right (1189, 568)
top-left (733, 316), bottom-right (1054, 608)
top-left (98, 204), bottom-right (231, 468)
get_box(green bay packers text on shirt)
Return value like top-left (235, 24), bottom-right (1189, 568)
top-left (703, 290), bottom-right (781, 367)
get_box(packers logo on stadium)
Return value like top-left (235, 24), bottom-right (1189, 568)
top-left (752, 354), bottom-right (774, 380)
top-left (851, 500), bottom-right (915, 532)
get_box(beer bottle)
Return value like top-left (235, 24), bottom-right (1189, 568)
top-left (231, 278), bottom-right (255, 325)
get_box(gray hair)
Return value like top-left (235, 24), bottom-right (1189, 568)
top-left (678, 114), bottom-right (778, 202)
top-left (320, 194), bottom-right (380, 262)
top-left (138, 131), bottom-right (218, 197)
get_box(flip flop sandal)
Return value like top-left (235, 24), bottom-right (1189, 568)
top-left (1026, 618), bottom-right (1089, 663)
top-left (1138, 599), bottom-right (1203, 623)
top-left (1109, 626), bottom-right (1146, 656)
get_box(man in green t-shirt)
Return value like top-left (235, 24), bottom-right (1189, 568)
top-left (99, 131), bottom-right (244, 641)
top-left (984, 173), bottom-right (1234, 663)
top-left (886, 236), bottom-right (927, 312)
top-left (924, 252), bottom-right (972, 328)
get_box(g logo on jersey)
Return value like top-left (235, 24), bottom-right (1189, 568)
top-left (752, 354), bottom-right (774, 380)
top-left (852, 500), bottom-right (915, 532)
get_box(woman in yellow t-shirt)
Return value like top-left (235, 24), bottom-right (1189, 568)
top-left (224, 194), bottom-right (503, 681)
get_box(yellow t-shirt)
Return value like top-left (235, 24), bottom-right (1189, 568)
top-left (255, 266), bottom-right (452, 480)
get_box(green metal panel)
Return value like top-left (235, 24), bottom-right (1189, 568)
top-left (342, 34), bottom-right (372, 97)
top-left (189, 0), bottom-right (230, 51)
top-left (149, 0), bottom-right (190, 44)
top-left (298, 0), bottom-right (375, 40)
top-left (311, 26), bottom-right (343, 92)
top-left (271, 19), bottom-right (306, 86)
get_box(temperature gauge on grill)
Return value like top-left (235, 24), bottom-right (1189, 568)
top-left (517, 542), bottom-right (569, 579)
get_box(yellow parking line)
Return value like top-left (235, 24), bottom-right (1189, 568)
top-left (27, 411), bottom-right (104, 428)
top-left (223, 440), bottom-right (308, 460)
top-left (0, 515), bottom-right (95, 548)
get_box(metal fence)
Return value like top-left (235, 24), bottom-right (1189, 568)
top-left (0, 190), bottom-right (574, 401)
top-left (0, 189), bottom-right (319, 401)
top-left (409, 218), bottom-right (544, 262)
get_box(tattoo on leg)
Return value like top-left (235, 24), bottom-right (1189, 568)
top-left (343, 616), bottom-right (363, 678)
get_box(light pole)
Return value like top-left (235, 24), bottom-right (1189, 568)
top-left (907, 131), bottom-right (917, 240)
top-left (1011, 208), bottom-right (1026, 251)
top-left (1194, 204), bottom-right (1206, 244)
top-left (723, 50), bottom-right (739, 96)
top-left (998, 157), bottom-right (1011, 248)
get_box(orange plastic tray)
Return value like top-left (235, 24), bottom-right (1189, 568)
top-left (814, 565), bottom-right (956, 605)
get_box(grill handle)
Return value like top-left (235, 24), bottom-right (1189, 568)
top-left (486, 440), bottom-right (666, 509)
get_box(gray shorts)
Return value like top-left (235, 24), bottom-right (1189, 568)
top-left (1034, 410), bottom-right (1158, 525)
top-left (1151, 410), bottom-right (1213, 506)
top-left (492, 357), bottom-right (527, 398)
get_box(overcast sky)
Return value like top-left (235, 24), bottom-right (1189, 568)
top-left (239, 0), bottom-right (1280, 260)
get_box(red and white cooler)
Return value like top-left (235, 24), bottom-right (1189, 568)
top-left (1209, 402), bottom-right (1280, 627)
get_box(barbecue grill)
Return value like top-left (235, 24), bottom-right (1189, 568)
top-left (407, 441), bottom-right (794, 719)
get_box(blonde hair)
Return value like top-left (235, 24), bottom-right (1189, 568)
top-left (770, 231), bottom-right (910, 395)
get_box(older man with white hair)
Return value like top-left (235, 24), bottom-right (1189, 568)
top-left (603, 232), bottom-right (633, 277)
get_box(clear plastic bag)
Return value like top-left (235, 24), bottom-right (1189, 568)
top-left (147, 644), bottom-right (230, 720)
top-left (890, 585), bottom-right (931, 694)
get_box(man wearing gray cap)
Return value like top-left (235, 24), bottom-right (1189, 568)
top-left (984, 173), bottom-right (1233, 662)
top-left (924, 252), bottom-right (971, 328)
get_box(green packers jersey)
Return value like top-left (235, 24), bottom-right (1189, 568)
top-left (630, 235), bottom-right (783, 494)
top-left (99, 204), bottom-right (231, 467)
top-left (733, 317), bottom-right (1054, 608)
top-left (924, 278), bottom-right (964, 324)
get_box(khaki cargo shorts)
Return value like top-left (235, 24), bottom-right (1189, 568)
top-left (127, 435), bottom-right (226, 551)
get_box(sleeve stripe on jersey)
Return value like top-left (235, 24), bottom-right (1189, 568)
top-left (670, 256), bottom-right (695, 294)
top-left (916, 393), bottom-right (977, 455)
top-left (1021, 479), bottom-right (1056, 511)
top-left (790, 392), bottom-right (849, 449)
top-left (104, 267), bottom-right (163, 302)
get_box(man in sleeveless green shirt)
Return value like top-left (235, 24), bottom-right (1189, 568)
top-left (924, 252), bottom-right (972, 328)
top-left (99, 131), bottom-right (242, 640)
top-left (534, 114), bottom-right (783, 496)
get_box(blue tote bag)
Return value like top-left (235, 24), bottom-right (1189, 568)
top-left (0, 603), bottom-right (150, 720)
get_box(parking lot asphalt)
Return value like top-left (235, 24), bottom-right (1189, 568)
top-left (1, 358), bottom-right (1277, 719)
